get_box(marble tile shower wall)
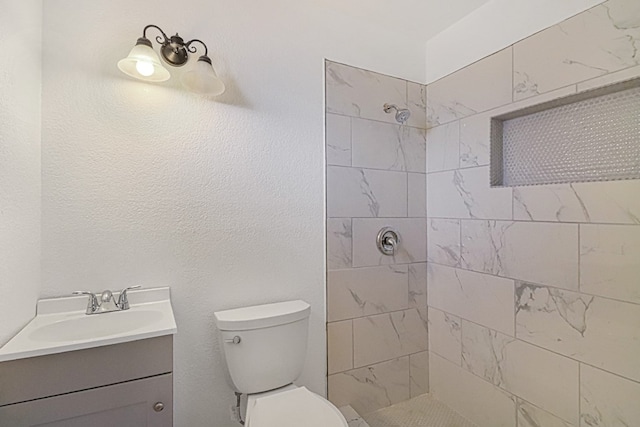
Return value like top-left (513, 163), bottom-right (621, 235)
top-left (424, 1), bottom-right (640, 426)
top-left (325, 61), bottom-right (429, 415)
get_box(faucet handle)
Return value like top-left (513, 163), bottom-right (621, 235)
top-left (73, 291), bottom-right (99, 314)
top-left (117, 285), bottom-right (142, 310)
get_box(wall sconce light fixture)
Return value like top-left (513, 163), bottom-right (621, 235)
top-left (118, 25), bottom-right (225, 96)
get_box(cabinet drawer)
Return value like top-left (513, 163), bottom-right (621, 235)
top-left (0, 336), bottom-right (172, 407)
top-left (0, 373), bottom-right (173, 427)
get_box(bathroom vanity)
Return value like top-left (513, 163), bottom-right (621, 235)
top-left (0, 287), bottom-right (176, 426)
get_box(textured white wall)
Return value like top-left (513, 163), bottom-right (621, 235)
top-left (0, 0), bottom-right (42, 345)
top-left (40, 1), bottom-right (426, 425)
top-left (425, 0), bottom-right (606, 83)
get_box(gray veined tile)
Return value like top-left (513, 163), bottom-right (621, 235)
top-left (328, 320), bottom-right (353, 374)
top-left (326, 61), bottom-right (408, 125)
top-left (513, 0), bottom-right (640, 100)
top-left (428, 307), bottom-right (461, 365)
top-left (462, 321), bottom-right (579, 424)
top-left (581, 364), bottom-right (640, 427)
top-left (327, 265), bottom-right (409, 322)
top-left (569, 179), bottom-right (640, 225)
top-left (427, 219), bottom-right (461, 267)
top-left (580, 224), bottom-right (640, 304)
top-left (461, 220), bottom-right (578, 290)
top-left (406, 82), bottom-right (427, 129)
top-left (459, 112), bottom-right (490, 168)
top-left (427, 264), bottom-right (515, 336)
top-left (408, 263), bottom-right (427, 311)
top-left (353, 309), bottom-right (428, 367)
top-left (328, 357), bottom-right (410, 415)
top-left (327, 166), bottom-right (407, 218)
top-left (461, 320), bottom-right (513, 387)
top-left (429, 352), bottom-right (516, 427)
top-left (426, 121), bottom-right (459, 173)
top-left (513, 184), bottom-right (591, 222)
top-left (352, 218), bottom-right (426, 267)
top-left (516, 282), bottom-right (640, 383)
top-left (427, 48), bottom-right (512, 126)
top-left (407, 174), bottom-right (426, 218)
top-left (327, 218), bottom-right (352, 270)
top-left (409, 351), bottom-right (429, 397)
top-left (426, 167), bottom-right (512, 220)
top-left (352, 118), bottom-right (425, 173)
top-left (577, 63), bottom-right (640, 91)
top-left (513, 180), bottom-right (640, 224)
top-left (517, 399), bottom-right (575, 427)
top-left (326, 113), bottom-right (351, 167)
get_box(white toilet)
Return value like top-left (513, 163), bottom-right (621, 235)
top-left (214, 300), bottom-right (348, 427)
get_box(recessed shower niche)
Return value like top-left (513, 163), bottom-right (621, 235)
top-left (490, 77), bottom-right (640, 187)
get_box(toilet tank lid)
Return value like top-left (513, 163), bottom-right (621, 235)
top-left (214, 300), bottom-right (311, 331)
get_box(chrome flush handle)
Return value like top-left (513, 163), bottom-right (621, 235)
top-left (225, 336), bottom-right (242, 344)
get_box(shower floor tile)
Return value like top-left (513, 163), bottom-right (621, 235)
top-left (361, 394), bottom-right (478, 427)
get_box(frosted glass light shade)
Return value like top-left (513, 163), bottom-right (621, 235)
top-left (118, 42), bottom-right (170, 83)
top-left (181, 57), bottom-right (225, 96)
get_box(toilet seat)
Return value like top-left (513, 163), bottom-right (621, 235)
top-left (246, 386), bottom-right (347, 427)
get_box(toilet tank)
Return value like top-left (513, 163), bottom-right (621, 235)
top-left (214, 300), bottom-right (311, 394)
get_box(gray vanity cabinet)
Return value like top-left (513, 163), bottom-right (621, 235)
top-left (0, 336), bottom-right (173, 427)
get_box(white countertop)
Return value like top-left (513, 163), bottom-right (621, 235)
top-left (0, 287), bottom-right (177, 362)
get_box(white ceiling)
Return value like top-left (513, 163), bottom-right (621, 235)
top-left (316, 0), bottom-right (493, 42)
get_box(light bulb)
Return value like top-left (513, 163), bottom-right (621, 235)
top-left (135, 60), bottom-right (155, 77)
top-left (118, 37), bottom-right (170, 82)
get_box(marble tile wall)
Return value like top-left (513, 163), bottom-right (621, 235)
top-left (424, 1), bottom-right (640, 426)
top-left (325, 61), bottom-right (428, 415)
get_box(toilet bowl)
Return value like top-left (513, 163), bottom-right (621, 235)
top-left (245, 384), bottom-right (347, 427)
top-left (214, 300), bottom-right (347, 426)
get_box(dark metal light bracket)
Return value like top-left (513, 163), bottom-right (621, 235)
top-left (141, 24), bottom-right (210, 67)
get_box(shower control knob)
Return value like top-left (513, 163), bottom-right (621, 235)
top-left (153, 402), bottom-right (164, 412)
top-left (377, 227), bottom-right (400, 256)
top-left (225, 336), bottom-right (242, 344)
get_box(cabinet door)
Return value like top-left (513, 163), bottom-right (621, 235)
top-left (0, 373), bottom-right (172, 427)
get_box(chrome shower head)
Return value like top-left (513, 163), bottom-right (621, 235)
top-left (383, 103), bottom-right (411, 124)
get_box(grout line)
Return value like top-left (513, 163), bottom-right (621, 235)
top-left (326, 111), bottom-right (427, 131)
top-left (351, 319), bottom-right (355, 371)
top-left (328, 304), bottom-right (426, 324)
top-left (423, 216), bottom-right (640, 227)
top-left (327, 163), bottom-right (425, 175)
top-left (349, 218), bottom-right (353, 269)
top-left (513, 279), bottom-right (517, 340)
top-left (331, 349), bottom-right (429, 376)
top-left (325, 58), bottom-right (425, 86)
top-left (459, 219), bottom-right (463, 270)
top-left (417, 69), bottom-right (626, 128)
top-left (435, 327), bottom-right (576, 426)
top-left (429, 303), bottom-right (640, 388)
top-left (511, 45), bottom-right (515, 104)
top-left (349, 116), bottom-right (353, 168)
top-left (328, 261), bottom-right (427, 273)
top-left (578, 362), bottom-right (582, 424)
top-left (426, 259), bottom-right (640, 307)
top-left (458, 318), bottom-right (464, 368)
top-left (406, 172), bottom-right (410, 217)
top-left (578, 223), bottom-right (581, 293)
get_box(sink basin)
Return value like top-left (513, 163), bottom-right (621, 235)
top-left (29, 310), bottom-right (164, 342)
top-left (0, 287), bottom-right (176, 362)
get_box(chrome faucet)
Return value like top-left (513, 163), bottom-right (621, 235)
top-left (72, 286), bottom-right (141, 315)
